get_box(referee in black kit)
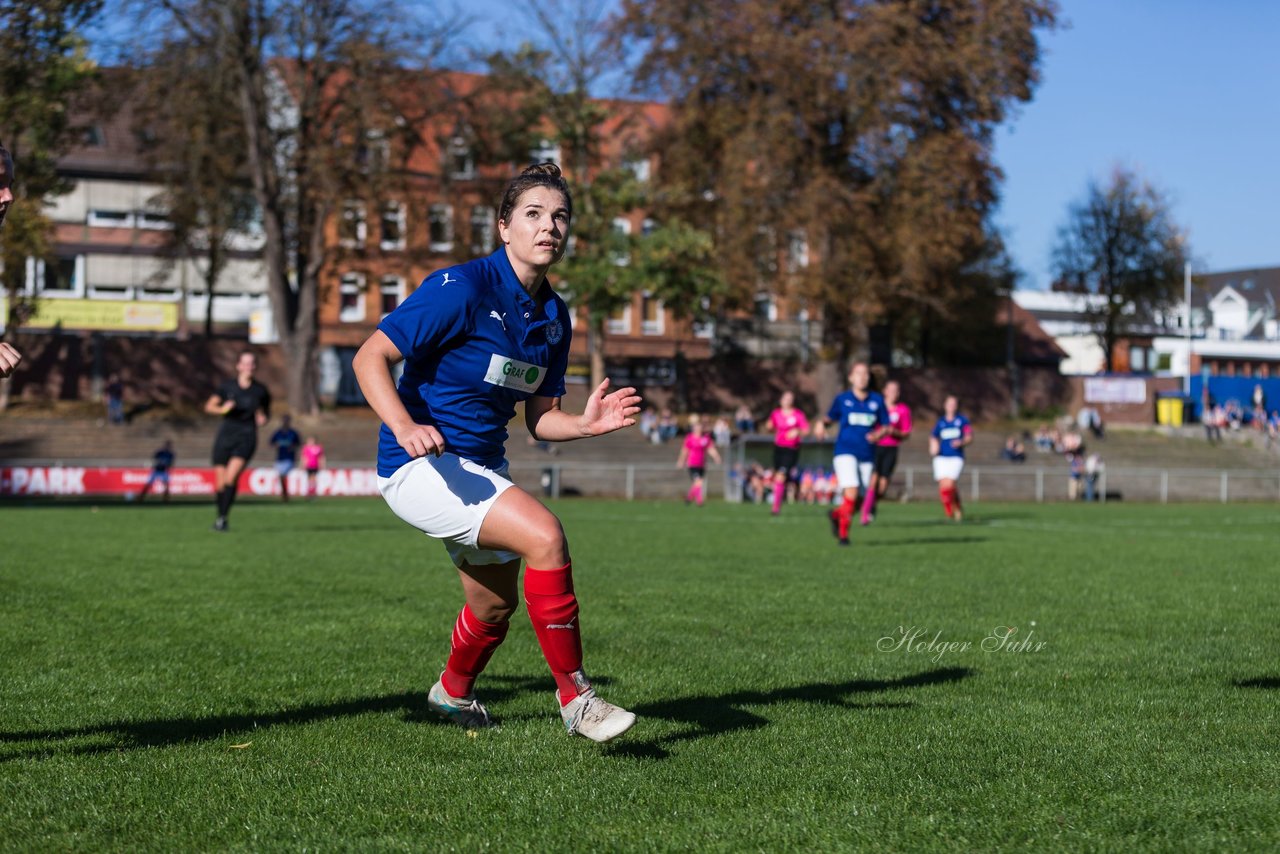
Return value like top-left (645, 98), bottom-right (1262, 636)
top-left (204, 351), bottom-right (271, 531)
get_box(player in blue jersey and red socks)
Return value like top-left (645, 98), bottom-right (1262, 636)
top-left (817, 362), bottom-right (888, 546)
top-left (930, 394), bottom-right (973, 521)
top-left (353, 163), bottom-right (639, 743)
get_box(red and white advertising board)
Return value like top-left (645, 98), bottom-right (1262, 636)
top-left (0, 466), bottom-right (381, 498)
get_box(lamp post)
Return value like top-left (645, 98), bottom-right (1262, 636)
top-left (1183, 261), bottom-right (1192, 397)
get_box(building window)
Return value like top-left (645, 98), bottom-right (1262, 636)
top-left (339, 273), bottom-right (366, 322)
top-left (755, 292), bottom-right (778, 322)
top-left (641, 292), bottom-right (664, 335)
top-left (611, 217), bottom-right (632, 266)
top-left (88, 209), bottom-right (133, 228)
top-left (529, 138), bottom-right (561, 166)
top-left (607, 302), bottom-right (631, 335)
top-left (429, 204), bottom-right (453, 252)
top-left (29, 256), bottom-right (82, 297)
top-left (379, 275), bottom-right (405, 318)
top-left (469, 205), bottom-right (494, 256)
top-left (447, 136), bottom-right (474, 179)
top-left (87, 280), bottom-right (132, 300)
top-left (380, 202), bottom-right (406, 250)
top-left (340, 201), bottom-right (367, 247)
top-left (138, 287), bottom-right (180, 301)
top-left (787, 230), bottom-right (809, 271)
top-left (83, 126), bottom-right (106, 147)
top-left (136, 211), bottom-right (174, 230)
top-left (624, 154), bottom-right (651, 183)
top-left (356, 129), bottom-right (389, 173)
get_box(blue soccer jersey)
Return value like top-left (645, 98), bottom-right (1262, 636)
top-left (376, 248), bottom-right (572, 475)
top-left (827, 390), bottom-right (888, 461)
top-left (932, 415), bottom-right (972, 458)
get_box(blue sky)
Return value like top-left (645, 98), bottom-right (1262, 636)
top-left (992, 0), bottom-right (1280, 288)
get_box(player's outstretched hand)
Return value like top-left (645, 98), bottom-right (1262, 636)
top-left (580, 378), bottom-right (641, 437)
top-left (0, 342), bottom-right (21, 378)
top-left (395, 423), bottom-right (447, 458)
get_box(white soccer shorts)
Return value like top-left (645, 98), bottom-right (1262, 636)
top-left (377, 453), bottom-right (519, 568)
top-left (932, 455), bottom-right (965, 482)
top-left (833, 454), bottom-right (873, 490)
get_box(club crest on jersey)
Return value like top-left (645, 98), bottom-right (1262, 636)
top-left (484, 354), bottom-right (544, 392)
top-left (546, 319), bottom-right (563, 345)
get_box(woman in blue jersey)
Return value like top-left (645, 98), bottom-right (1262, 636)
top-left (352, 163), bottom-right (639, 743)
top-left (929, 394), bottom-right (973, 521)
top-left (817, 362), bottom-right (887, 546)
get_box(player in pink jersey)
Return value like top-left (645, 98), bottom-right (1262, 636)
top-left (865, 379), bottom-right (913, 524)
top-left (676, 417), bottom-right (721, 506)
top-left (301, 436), bottom-right (325, 499)
top-left (764, 391), bottom-right (811, 515)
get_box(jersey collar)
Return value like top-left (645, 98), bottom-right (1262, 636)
top-left (489, 247), bottom-right (561, 345)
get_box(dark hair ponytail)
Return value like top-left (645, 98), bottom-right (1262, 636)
top-left (497, 161), bottom-right (572, 224)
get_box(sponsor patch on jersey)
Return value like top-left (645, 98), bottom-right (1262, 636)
top-left (939, 427), bottom-right (962, 440)
top-left (847, 412), bottom-right (879, 427)
top-left (484, 353), bottom-right (545, 392)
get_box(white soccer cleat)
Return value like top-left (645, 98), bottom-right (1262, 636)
top-left (428, 677), bottom-right (494, 730)
top-left (558, 688), bottom-right (636, 743)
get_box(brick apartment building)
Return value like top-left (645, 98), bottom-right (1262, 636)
top-left (6, 69), bottom-right (730, 405)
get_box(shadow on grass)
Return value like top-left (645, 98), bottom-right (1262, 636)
top-left (0, 673), bottom-right (572, 762)
top-left (606, 666), bottom-right (975, 760)
top-left (1234, 677), bottom-right (1280, 689)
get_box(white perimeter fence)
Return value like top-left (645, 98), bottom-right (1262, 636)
top-left (509, 460), bottom-right (1280, 504)
top-left (505, 438), bottom-right (1280, 504)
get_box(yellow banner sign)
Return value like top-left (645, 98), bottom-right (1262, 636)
top-left (2, 296), bottom-right (179, 332)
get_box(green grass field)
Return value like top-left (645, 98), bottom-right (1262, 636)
top-left (3, 497), bottom-right (1279, 851)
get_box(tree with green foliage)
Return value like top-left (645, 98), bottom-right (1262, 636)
top-left (136, 0), bottom-right (459, 413)
top-left (0, 0), bottom-right (103, 335)
top-left (1051, 166), bottom-right (1189, 373)
top-left (616, 0), bottom-right (1057, 366)
top-left (485, 0), bottom-right (723, 390)
top-left (130, 44), bottom-right (257, 339)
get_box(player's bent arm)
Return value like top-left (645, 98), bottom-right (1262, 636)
top-left (204, 394), bottom-right (232, 416)
top-left (353, 330), bottom-right (445, 458)
top-left (526, 378), bottom-right (641, 442)
top-left (929, 436), bottom-right (940, 456)
top-left (710, 446), bottom-right (723, 465)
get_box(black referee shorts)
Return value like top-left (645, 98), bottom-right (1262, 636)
top-left (773, 446), bottom-right (801, 480)
top-left (872, 444), bottom-right (899, 478)
top-left (212, 427), bottom-right (257, 466)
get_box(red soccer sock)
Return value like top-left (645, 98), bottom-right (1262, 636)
top-left (860, 486), bottom-right (878, 523)
top-left (940, 485), bottom-right (954, 517)
top-left (441, 604), bottom-right (509, 698)
top-left (524, 563), bottom-right (587, 705)
top-left (837, 494), bottom-right (856, 539)
top-left (951, 487), bottom-right (963, 515)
